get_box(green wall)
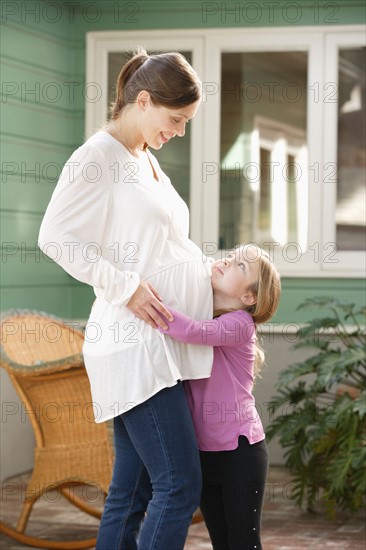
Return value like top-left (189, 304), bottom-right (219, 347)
top-left (1, 0), bottom-right (365, 322)
top-left (1, 2), bottom-right (83, 316)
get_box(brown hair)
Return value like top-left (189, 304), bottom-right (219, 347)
top-left (214, 245), bottom-right (281, 378)
top-left (110, 48), bottom-right (202, 119)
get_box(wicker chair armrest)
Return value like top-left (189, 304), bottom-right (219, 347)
top-left (0, 350), bottom-right (85, 376)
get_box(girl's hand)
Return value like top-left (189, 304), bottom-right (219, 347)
top-left (126, 281), bottom-right (173, 329)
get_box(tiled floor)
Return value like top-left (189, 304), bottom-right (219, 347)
top-left (1, 467), bottom-right (365, 549)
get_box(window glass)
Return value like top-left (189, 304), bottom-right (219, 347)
top-left (336, 47), bottom-right (366, 251)
top-left (220, 52), bottom-right (308, 250)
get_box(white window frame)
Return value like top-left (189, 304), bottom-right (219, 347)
top-left (322, 31), bottom-right (366, 272)
top-left (86, 25), bottom-right (365, 278)
top-left (86, 31), bottom-right (205, 243)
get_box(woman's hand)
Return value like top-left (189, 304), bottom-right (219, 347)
top-left (126, 281), bottom-right (173, 329)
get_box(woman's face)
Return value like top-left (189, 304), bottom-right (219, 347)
top-left (139, 97), bottom-right (201, 150)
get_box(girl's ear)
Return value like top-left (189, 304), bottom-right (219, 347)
top-left (240, 292), bottom-right (256, 306)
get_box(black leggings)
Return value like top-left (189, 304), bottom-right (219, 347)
top-left (199, 436), bottom-right (269, 550)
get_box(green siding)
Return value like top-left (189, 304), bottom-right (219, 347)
top-left (73, 1), bottom-right (366, 32)
top-left (1, 0), bottom-right (365, 322)
top-left (0, 286), bottom-right (75, 317)
top-left (276, 278), bottom-right (366, 323)
top-left (0, 2), bottom-right (81, 318)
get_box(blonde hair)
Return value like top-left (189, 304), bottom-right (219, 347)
top-left (244, 247), bottom-right (281, 324)
top-left (214, 245), bottom-right (281, 378)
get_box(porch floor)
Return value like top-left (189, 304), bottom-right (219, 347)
top-left (1, 467), bottom-right (365, 549)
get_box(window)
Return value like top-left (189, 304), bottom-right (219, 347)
top-left (219, 52), bottom-right (308, 252)
top-left (323, 32), bottom-right (365, 272)
top-left (336, 47), bottom-right (365, 251)
top-left (87, 26), bottom-right (365, 277)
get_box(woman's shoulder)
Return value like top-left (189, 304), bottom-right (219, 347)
top-left (74, 130), bottom-right (129, 163)
top-left (60, 131), bottom-right (126, 186)
top-left (67, 131), bottom-right (109, 159)
top-left (84, 130), bottom-right (119, 155)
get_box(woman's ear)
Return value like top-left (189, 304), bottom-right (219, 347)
top-left (136, 90), bottom-right (150, 109)
top-left (240, 292), bottom-right (256, 306)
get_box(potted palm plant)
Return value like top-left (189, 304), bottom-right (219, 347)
top-left (267, 297), bottom-right (366, 516)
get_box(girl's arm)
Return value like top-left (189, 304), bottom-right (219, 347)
top-left (159, 306), bottom-right (255, 347)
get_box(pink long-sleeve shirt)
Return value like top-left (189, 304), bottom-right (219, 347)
top-left (160, 307), bottom-right (265, 451)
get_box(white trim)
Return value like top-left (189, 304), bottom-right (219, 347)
top-left (86, 25), bottom-right (365, 278)
top-left (322, 31), bottom-right (366, 273)
top-left (259, 323), bottom-right (364, 335)
top-left (202, 36), bottom-right (221, 247)
top-left (86, 26), bottom-right (366, 42)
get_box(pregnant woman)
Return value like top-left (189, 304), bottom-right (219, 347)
top-left (38, 49), bottom-right (213, 550)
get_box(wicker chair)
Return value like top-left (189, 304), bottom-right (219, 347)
top-left (0, 309), bottom-right (114, 549)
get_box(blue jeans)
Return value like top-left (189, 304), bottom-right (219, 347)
top-left (96, 383), bottom-right (202, 550)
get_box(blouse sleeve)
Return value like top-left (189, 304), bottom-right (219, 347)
top-left (159, 307), bottom-right (255, 347)
top-left (38, 144), bottom-right (140, 307)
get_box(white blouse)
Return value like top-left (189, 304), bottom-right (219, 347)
top-left (38, 131), bottom-right (213, 422)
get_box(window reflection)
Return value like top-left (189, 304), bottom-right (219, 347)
top-left (220, 51), bottom-right (308, 250)
top-left (336, 47), bottom-right (365, 251)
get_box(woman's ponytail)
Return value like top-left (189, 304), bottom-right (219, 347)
top-left (111, 49), bottom-right (149, 119)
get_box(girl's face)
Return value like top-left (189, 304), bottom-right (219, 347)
top-left (211, 246), bottom-right (260, 308)
top-left (138, 95), bottom-right (200, 149)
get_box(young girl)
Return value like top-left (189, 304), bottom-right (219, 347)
top-left (159, 244), bottom-right (281, 550)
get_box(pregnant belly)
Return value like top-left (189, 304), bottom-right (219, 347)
top-left (145, 258), bottom-right (213, 319)
top-left (84, 258), bottom-right (213, 356)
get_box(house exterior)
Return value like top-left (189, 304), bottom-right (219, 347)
top-left (1, 0), bottom-right (365, 480)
